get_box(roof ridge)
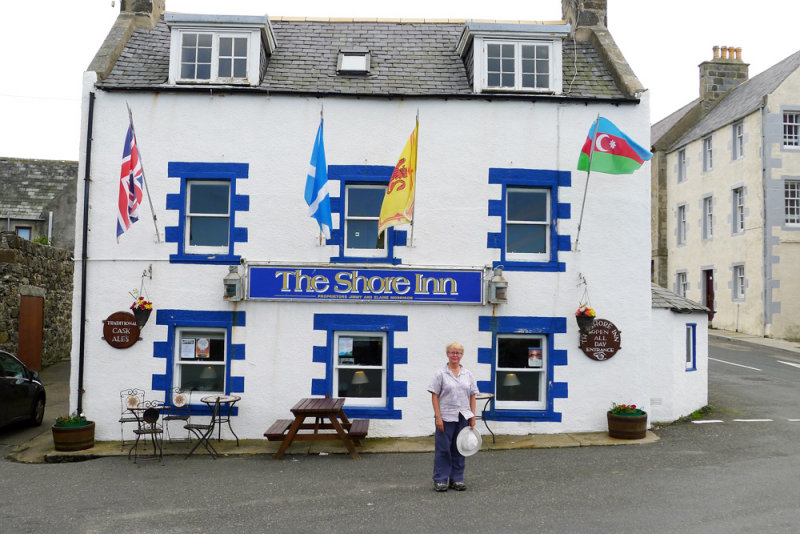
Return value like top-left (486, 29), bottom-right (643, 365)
top-left (269, 16), bottom-right (564, 25)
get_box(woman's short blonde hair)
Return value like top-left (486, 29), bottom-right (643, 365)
top-left (446, 341), bottom-right (464, 353)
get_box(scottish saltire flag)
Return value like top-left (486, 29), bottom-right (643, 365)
top-left (577, 117), bottom-right (652, 174)
top-left (116, 123), bottom-right (144, 242)
top-left (378, 121), bottom-right (418, 235)
top-left (304, 118), bottom-right (332, 239)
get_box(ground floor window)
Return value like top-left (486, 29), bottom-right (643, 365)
top-left (495, 334), bottom-right (547, 410)
top-left (333, 331), bottom-right (386, 406)
top-left (175, 327), bottom-right (226, 393)
top-left (685, 323), bottom-right (697, 371)
top-left (312, 313), bottom-right (406, 419)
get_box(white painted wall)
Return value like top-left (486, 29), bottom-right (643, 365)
top-left (72, 74), bottom-right (661, 440)
top-left (649, 308), bottom-right (709, 423)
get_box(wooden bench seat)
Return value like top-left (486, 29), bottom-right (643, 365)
top-left (348, 419), bottom-right (369, 444)
top-left (264, 419), bottom-right (293, 441)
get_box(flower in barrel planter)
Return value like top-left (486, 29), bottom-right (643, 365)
top-left (52, 412), bottom-right (95, 451)
top-left (607, 402), bottom-right (647, 440)
top-left (129, 289), bottom-right (153, 328)
top-left (575, 305), bottom-right (596, 334)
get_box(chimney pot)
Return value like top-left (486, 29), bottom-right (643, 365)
top-left (735, 47), bottom-right (742, 61)
top-left (713, 46), bottom-right (720, 59)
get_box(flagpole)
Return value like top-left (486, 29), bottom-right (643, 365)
top-left (409, 109), bottom-right (419, 247)
top-left (126, 102), bottom-right (161, 243)
top-left (574, 113), bottom-right (600, 251)
top-left (319, 104), bottom-right (325, 246)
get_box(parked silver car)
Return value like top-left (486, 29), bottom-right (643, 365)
top-left (0, 350), bottom-right (46, 428)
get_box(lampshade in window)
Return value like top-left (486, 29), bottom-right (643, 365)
top-left (351, 370), bottom-right (369, 385)
top-left (503, 373), bottom-right (521, 387)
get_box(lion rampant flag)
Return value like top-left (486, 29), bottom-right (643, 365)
top-left (378, 121), bottom-right (418, 235)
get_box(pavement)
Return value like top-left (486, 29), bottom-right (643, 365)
top-left (9, 327), bottom-right (797, 464)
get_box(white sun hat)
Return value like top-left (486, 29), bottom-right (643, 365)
top-left (456, 426), bottom-right (482, 456)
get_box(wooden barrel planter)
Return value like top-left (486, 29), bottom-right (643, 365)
top-left (607, 412), bottom-right (647, 439)
top-left (52, 421), bottom-right (96, 451)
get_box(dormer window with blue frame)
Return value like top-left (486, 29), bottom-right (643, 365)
top-left (166, 13), bottom-right (276, 87)
top-left (328, 165), bottom-right (407, 264)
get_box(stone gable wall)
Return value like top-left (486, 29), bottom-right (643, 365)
top-left (0, 231), bottom-right (73, 366)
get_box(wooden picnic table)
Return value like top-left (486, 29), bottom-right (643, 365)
top-left (265, 397), bottom-right (369, 460)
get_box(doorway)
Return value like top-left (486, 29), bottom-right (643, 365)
top-left (18, 295), bottom-right (43, 370)
top-left (703, 269), bottom-right (715, 323)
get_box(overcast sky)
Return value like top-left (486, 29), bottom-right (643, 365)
top-left (0, 0), bottom-right (797, 161)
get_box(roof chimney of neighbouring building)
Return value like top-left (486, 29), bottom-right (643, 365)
top-left (699, 45), bottom-right (749, 112)
top-left (561, 0), bottom-right (607, 38)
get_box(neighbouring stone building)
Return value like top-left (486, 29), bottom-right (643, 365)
top-left (0, 232), bottom-right (74, 369)
top-left (0, 157), bottom-right (78, 251)
top-left (652, 46), bottom-right (800, 340)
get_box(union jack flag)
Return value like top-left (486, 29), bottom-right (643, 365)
top-left (116, 123), bottom-right (143, 242)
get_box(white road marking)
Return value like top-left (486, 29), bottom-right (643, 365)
top-left (788, 419), bottom-right (800, 422)
top-left (778, 360), bottom-right (800, 369)
top-left (709, 357), bottom-right (761, 371)
top-left (692, 420), bottom-right (724, 424)
top-left (732, 419), bottom-right (773, 422)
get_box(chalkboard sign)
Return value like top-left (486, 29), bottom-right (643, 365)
top-left (579, 318), bottom-right (621, 361)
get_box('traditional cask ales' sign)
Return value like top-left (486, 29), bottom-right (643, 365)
top-left (579, 318), bottom-right (621, 361)
top-left (102, 311), bottom-right (140, 349)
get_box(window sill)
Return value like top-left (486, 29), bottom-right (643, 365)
top-left (332, 255), bottom-right (401, 265)
top-left (343, 406), bottom-right (402, 420)
top-left (169, 253), bottom-right (241, 265)
top-left (484, 408), bottom-right (560, 422)
top-left (495, 260), bottom-right (564, 273)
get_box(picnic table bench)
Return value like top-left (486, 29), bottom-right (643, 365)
top-left (265, 397), bottom-right (369, 458)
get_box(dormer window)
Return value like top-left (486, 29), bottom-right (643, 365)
top-left (338, 49), bottom-right (370, 74)
top-left (166, 13), bottom-right (276, 87)
top-left (457, 21), bottom-right (568, 95)
top-left (486, 41), bottom-right (551, 90)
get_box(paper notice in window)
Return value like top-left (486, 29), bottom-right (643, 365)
top-left (196, 338), bottom-right (210, 358)
top-left (181, 339), bottom-right (196, 360)
top-left (338, 337), bottom-right (353, 357)
top-left (528, 347), bottom-right (542, 368)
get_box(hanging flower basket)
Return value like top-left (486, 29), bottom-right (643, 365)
top-left (130, 290), bottom-right (153, 328)
top-left (132, 308), bottom-right (152, 328)
top-left (575, 306), bottom-right (596, 334)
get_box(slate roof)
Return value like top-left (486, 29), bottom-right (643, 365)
top-left (651, 283), bottom-right (709, 313)
top-left (671, 49), bottom-right (800, 150)
top-left (0, 158), bottom-right (78, 220)
top-left (100, 17), bottom-right (627, 100)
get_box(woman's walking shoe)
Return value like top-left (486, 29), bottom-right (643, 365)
top-left (448, 481), bottom-right (466, 491)
top-left (433, 482), bottom-right (448, 492)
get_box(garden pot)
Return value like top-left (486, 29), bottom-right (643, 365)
top-left (133, 308), bottom-right (152, 328)
top-left (576, 315), bottom-right (595, 335)
top-left (607, 411), bottom-right (647, 439)
top-left (52, 421), bottom-right (95, 451)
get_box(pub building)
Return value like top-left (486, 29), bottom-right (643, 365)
top-left (71, 0), bottom-right (708, 442)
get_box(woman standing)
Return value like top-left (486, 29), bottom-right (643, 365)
top-left (427, 341), bottom-right (479, 492)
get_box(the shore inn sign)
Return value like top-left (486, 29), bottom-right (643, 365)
top-left (70, 0), bottom-right (707, 442)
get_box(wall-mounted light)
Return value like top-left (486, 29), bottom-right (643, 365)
top-left (223, 265), bottom-right (242, 301)
top-left (488, 266), bottom-right (508, 304)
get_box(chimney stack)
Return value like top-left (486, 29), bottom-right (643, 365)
top-left (699, 45), bottom-right (749, 113)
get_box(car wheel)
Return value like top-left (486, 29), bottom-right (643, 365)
top-left (30, 396), bottom-right (45, 427)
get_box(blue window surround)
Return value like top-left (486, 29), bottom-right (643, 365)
top-left (311, 313), bottom-right (407, 419)
top-left (685, 323), bottom-right (697, 372)
top-left (152, 309), bottom-right (246, 415)
top-left (165, 162), bottom-right (249, 265)
top-left (327, 165), bottom-right (407, 265)
top-left (487, 168), bottom-right (571, 272)
top-left (478, 315), bottom-right (567, 422)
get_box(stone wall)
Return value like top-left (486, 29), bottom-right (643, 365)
top-left (0, 231), bottom-right (73, 366)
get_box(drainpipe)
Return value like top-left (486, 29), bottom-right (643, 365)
top-left (77, 91), bottom-right (95, 414)
top-left (760, 96), bottom-right (768, 338)
top-left (47, 211), bottom-right (53, 243)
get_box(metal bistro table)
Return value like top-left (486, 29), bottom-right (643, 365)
top-left (127, 401), bottom-right (164, 463)
top-left (200, 395), bottom-right (241, 446)
top-left (475, 392), bottom-right (495, 443)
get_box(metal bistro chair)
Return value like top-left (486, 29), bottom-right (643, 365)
top-left (163, 388), bottom-right (192, 442)
top-left (119, 388), bottom-right (145, 448)
top-left (128, 400), bottom-right (164, 464)
top-left (184, 398), bottom-right (219, 459)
